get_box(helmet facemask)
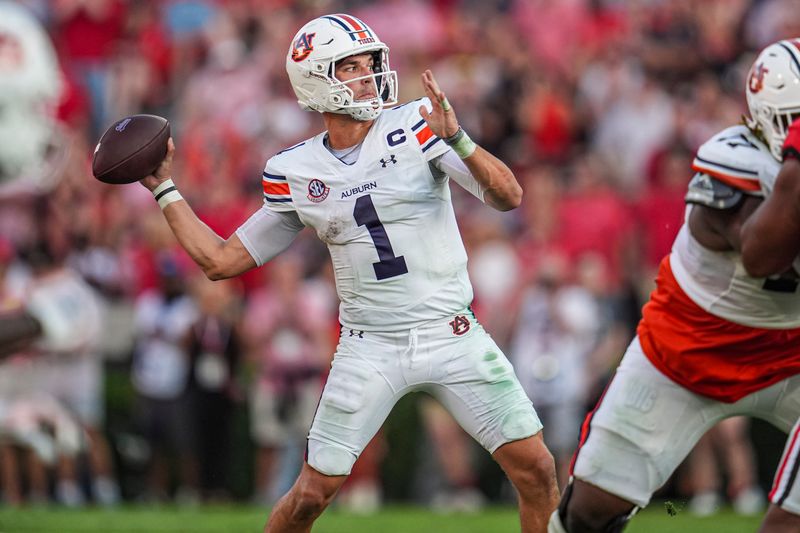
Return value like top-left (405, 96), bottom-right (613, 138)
top-left (747, 102), bottom-right (800, 160)
top-left (327, 50), bottom-right (398, 121)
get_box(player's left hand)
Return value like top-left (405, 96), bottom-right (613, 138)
top-left (420, 70), bottom-right (459, 139)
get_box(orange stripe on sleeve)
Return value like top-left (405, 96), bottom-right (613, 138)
top-left (263, 181), bottom-right (290, 195)
top-left (691, 163), bottom-right (762, 192)
top-left (415, 125), bottom-right (434, 145)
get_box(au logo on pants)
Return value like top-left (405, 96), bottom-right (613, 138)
top-left (449, 315), bottom-right (470, 336)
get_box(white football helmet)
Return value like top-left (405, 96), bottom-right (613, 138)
top-left (746, 39), bottom-right (800, 161)
top-left (285, 14), bottom-right (398, 121)
top-left (0, 1), bottom-right (64, 194)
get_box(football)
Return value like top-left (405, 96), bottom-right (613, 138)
top-left (92, 114), bottom-right (170, 184)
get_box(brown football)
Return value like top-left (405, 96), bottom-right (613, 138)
top-left (92, 115), bottom-right (170, 184)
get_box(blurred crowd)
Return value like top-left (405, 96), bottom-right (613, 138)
top-left (0, 0), bottom-right (798, 513)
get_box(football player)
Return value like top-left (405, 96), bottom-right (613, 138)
top-left (0, 1), bottom-right (69, 355)
top-left (549, 39), bottom-right (800, 533)
top-left (0, 1), bottom-right (65, 196)
top-left (141, 13), bottom-right (558, 533)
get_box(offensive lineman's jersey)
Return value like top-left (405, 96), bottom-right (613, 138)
top-left (240, 98), bottom-right (473, 331)
top-left (637, 124), bottom-right (800, 402)
top-left (671, 124), bottom-right (800, 328)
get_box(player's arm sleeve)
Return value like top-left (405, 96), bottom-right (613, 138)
top-left (235, 206), bottom-right (305, 266)
top-left (429, 150), bottom-right (486, 202)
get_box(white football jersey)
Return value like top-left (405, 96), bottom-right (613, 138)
top-left (253, 97), bottom-right (474, 331)
top-left (670, 124), bottom-right (800, 328)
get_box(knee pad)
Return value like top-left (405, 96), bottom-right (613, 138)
top-left (500, 405), bottom-right (542, 442)
top-left (307, 441), bottom-right (356, 476)
top-left (558, 480), bottom-right (638, 533)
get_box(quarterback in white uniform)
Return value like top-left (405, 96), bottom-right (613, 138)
top-left (549, 40), bottom-right (800, 533)
top-left (141, 13), bottom-right (557, 533)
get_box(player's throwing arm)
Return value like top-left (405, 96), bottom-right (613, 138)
top-left (92, 116), bottom-right (257, 280)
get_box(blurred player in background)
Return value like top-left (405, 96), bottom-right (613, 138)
top-left (140, 13), bottom-right (558, 533)
top-left (0, 0), bottom-right (71, 353)
top-left (550, 39), bottom-right (800, 533)
top-left (27, 237), bottom-right (119, 507)
top-left (0, 1), bottom-right (66, 196)
top-left (0, 3), bottom-right (121, 506)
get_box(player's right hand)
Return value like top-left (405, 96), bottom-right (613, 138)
top-left (140, 137), bottom-right (176, 192)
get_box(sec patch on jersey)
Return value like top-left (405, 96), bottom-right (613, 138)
top-left (92, 115), bottom-right (170, 184)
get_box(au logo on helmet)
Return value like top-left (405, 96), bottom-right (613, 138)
top-left (291, 32), bottom-right (316, 62)
top-left (749, 63), bottom-right (769, 94)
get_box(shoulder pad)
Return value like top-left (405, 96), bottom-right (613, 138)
top-left (685, 172), bottom-right (744, 209)
top-left (691, 125), bottom-right (769, 194)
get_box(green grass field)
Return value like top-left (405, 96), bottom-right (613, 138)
top-left (0, 503), bottom-right (762, 533)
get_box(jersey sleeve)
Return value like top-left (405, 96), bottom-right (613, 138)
top-left (431, 150), bottom-right (485, 202)
top-left (235, 205), bottom-right (305, 266)
top-left (409, 97), bottom-right (452, 161)
top-left (261, 157), bottom-right (297, 213)
top-left (691, 129), bottom-right (765, 195)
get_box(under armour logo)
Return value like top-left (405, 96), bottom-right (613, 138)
top-left (349, 329), bottom-right (364, 338)
top-left (380, 155), bottom-right (397, 167)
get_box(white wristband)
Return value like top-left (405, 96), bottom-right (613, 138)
top-left (443, 127), bottom-right (477, 159)
top-left (152, 178), bottom-right (183, 210)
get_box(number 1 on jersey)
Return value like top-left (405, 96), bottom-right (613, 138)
top-left (353, 194), bottom-right (408, 280)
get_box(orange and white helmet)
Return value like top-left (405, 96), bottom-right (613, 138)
top-left (746, 39), bottom-right (800, 161)
top-left (285, 14), bottom-right (398, 121)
